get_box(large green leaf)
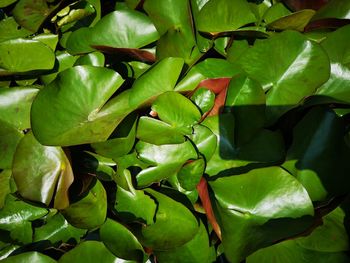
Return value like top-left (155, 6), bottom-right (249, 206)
top-left (31, 65), bottom-right (124, 146)
top-left (62, 179), bottom-right (107, 229)
top-left (58, 241), bottom-right (126, 263)
top-left (0, 87), bottom-right (39, 130)
top-left (197, 0), bottom-right (256, 34)
top-left (210, 166), bottom-right (314, 262)
top-left (315, 25), bottom-right (350, 104)
top-left (100, 218), bottom-right (145, 261)
top-left (283, 107), bottom-right (350, 201)
top-left (151, 92), bottom-right (201, 134)
top-left (236, 30), bottom-right (330, 123)
top-left (0, 17), bottom-right (32, 42)
top-left (66, 9), bottom-right (159, 54)
top-left (155, 221), bottom-right (216, 263)
top-left (0, 194), bottom-right (48, 244)
top-left (312, 0), bottom-right (350, 20)
top-left (12, 132), bottom-right (74, 209)
top-left (33, 213), bottom-right (86, 244)
top-left (0, 39), bottom-right (55, 75)
top-left (188, 124), bottom-right (217, 162)
top-left (0, 121), bottom-right (23, 169)
top-left (1, 252), bottom-right (56, 263)
top-left (135, 189), bottom-right (198, 250)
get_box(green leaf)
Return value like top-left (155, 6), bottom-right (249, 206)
top-left (236, 30), bottom-right (330, 123)
top-left (135, 188), bottom-right (198, 250)
top-left (0, 0), bottom-right (17, 8)
top-left (0, 170), bottom-right (12, 208)
top-left (226, 40), bottom-right (250, 63)
top-left (262, 2), bottom-right (291, 24)
top-left (210, 166), bottom-right (314, 262)
top-left (91, 113), bottom-right (137, 159)
top-left (136, 117), bottom-right (186, 145)
top-left (152, 92), bottom-right (201, 134)
top-left (155, 221), bottom-right (216, 263)
top-left (0, 121), bottom-right (23, 169)
top-left (197, 0), bottom-right (256, 33)
top-left (312, 0), bottom-right (350, 20)
top-left (33, 213), bottom-right (86, 244)
top-left (225, 75), bottom-right (265, 146)
top-left (283, 107), bottom-right (350, 201)
top-left (0, 39), bottom-right (55, 75)
top-left (247, 239), bottom-right (350, 263)
top-left (267, 9), bottom-right (316, 32)
top-left (0, 194), bottom-right (48, 244)
top-left (12, 132), bottom-right (74, 209)
top-left (1, 252), bottom-right (56, 263)
top-left (0, 17), bottom-right (32, 42)
top-left (296, 207), bottom-right (349, 252)
top-left (191, 88), bottom-right (215, 114)
top-left (175, 58), bottom-right (242, 92)
top-left (66, 9), bottom-right (159, 54)
top-left (188, 124), bottom-right (217, 162)
top-left (0, 87), bottom-right (38, 130)
top-left (58, 241), bottom-right (124, 263)
top-left (177, 158), bottom-right (205, 191)
top-left (32, 33), bottom-right (59, 51)
top-left (315, 25), bottom-right (350, 104)
top-left (13, 0), bottom-right (58, 32)
top-left (56, 2), bottom-right (95, 28)
top-left (100, 218), bottom-right (145, 261)
top-left (31, 65), bottom-right (125, 146)
top-left (74, 51), bottom-right (104, 67)
top-left (62, 179), bottom-right (107, 229)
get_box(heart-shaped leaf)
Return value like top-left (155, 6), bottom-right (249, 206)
top-left (236, 30), bottom-right (330, 123)
top-left (31, 65), bottom-right (124, 146)
top-left (209, 166), bottom-right (314, 262)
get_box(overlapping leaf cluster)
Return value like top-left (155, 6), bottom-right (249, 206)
top-left (0, 0), bottom-right (350, 262)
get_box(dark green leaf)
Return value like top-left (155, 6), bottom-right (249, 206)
top-left (262, 2), bottom-right (291, 24)
top-left (1, 252), bottom-right (56, 263)
top-left (12, 132), bottom-right (74, 209)
top-left (267, 9), bottom-right (315, 31)
top-left (188, 124), bottom-right (217, 162)
top-left (100, 218), bottom-right (145, 261)
top-left (312, 0), bottom-right (350, 20)
top-left (177, 158), bottom-right (205, 191)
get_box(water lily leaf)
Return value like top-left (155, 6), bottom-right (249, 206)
top-left (74, 51), bottom-right (104, 67)
top-left (31, 65), bottom-right (124, 146)
top-left (225, 75), bottom-right (265, 146)
top-left (144, 0), bottom-right (200, 64)
top-left (175, 58), bottom-right (242, 92)
top-left (0, 170), bottom-right (12, 208)
top-left (136, 189), bottom-right (198, 250)
top-left (262, 2), bottom-right (291, 24)
top-left (226, 39), bottom-right (250, 63)
top-left (66, 9), bottom-right (159, 54)
top-left (247, 238), bottom-right (350, 263)
top-left (296, 207), bottom-right (349, 252)
top-left (56, 2), bottom-right (95, 27)
top-left (197, 0), bottom-right (256, 34)
top-left (58, 241), bottom-right (125, 263)
top-left (0, 194), bottom-right (48, 244)
top-left (151, 92), bottom-right (201, 134)
top-left (1, 252), bottom-right (56, 263)
top-left (32, 33), bottom-right (58, 51)
top-left (177, 158), bottom-right (205, 191)
top-left (0, 87), bottom-right (39, 130)
top-left (136, 117), bottom-right (185, 145)
top-left (236, 30), bottom-right (330, 124)
top-left (62, 179), bottom-right (107, 229)
top-left (0, 0), bottom-right (17, 8)
top-left (209, 166), bottom-right (314, 262)
top-left (12, 132), bottom-right (74, 210)
top-left (188, 124), bottom-right (217, 162)
top-left (33, 213), bottom-right (86, 244)
top-left (315, 25), bottom-right (350, 104)
top-left (0, 39), bottom-right (55, 75)
top-left (0, 17), bottom-right (32, 42)
top-left (283, 107), bottom-right (350, 201)
top-left (125, 61), bottom-right (151, 79)
top-left (267, 9), bottom-right (316, 31)
top-left (312, 0), bottom-right (350, 20)
top-left (191, 88), bottom-right (215, 114)
top-left (40, 51), bottom-right (78, 85)
top-left (13, 0), bottom-right (58, 32)
top-left (155, 221), bottom-right (216, 263)
top-left (0, 121), bottom-right (23, 169)
top-left (100, 218), bottom-right (145, 261)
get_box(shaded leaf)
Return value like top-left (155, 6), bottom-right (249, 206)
top-left (312, 0), bottom-right (350, 20)
top-left (13, 132), bottom-right (73, 209)
top-left (267, 9), bottom-right (316, 31)
top-left (177, 158), bottom-right (205, 191)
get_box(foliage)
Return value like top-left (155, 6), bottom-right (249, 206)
top-left (0, 0), bottom-right (349, 262)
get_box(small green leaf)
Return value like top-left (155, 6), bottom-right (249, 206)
top-left (177, 158), bottom-right (205, 191)
top-left (267, 9), bottom-right (316, 32)
top-left (191, 88), bottom-right (215, 114)
top-left (0, 17), bottom-right (32, 42)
